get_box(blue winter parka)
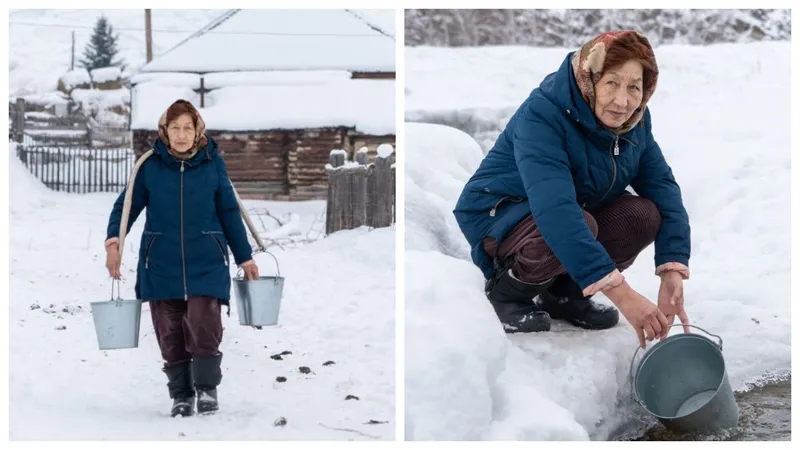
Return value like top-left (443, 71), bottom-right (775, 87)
top-left (453, 51), bottom-right (691, 291)
top-left (106, 137), bottom-right (253, 305)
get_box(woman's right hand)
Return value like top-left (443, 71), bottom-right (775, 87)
top-left (106, 243), bottom-right (122, 279)
top-left (605, 282), bottom-right (669, 349)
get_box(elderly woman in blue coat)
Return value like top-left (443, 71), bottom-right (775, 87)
top-left (104, 100), bottom-right (260, 417)
top-left (454, 31), bottom-right (691, 348)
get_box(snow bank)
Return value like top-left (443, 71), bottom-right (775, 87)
top-left (404, 123), bottom-right (483, 259)
top-left (90, 67), bottom-right (122, 83)
top-left (142, 9), bottom-right (395, 73)
top-left (404, 42), bottom-right (790, 440)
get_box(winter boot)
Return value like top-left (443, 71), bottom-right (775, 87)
top-left (485, 264), bottom-right (553, 333)
top-left (539, 274), bottom-right (619, 330)
top-left (163, 362), bottom-right (195, 417)
top-left (193, 353), bottom-right (223, 414)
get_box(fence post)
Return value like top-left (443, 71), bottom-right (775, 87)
top-left (14, 98), bottom-right (25, 143)
top-left (367, 144), bottom-right (395, 228)
top-left (325, 150), bottom-right (346, 234)
top-left (351, 148), bottom-right (368, 229)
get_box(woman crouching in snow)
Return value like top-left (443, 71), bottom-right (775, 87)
top-left (454, 31), bottom-right (692, 348)
top-left (104, 99), bottom-right (260, 417)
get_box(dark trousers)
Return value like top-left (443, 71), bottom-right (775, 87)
top-left (149, 296), bottom-right (223, 367)
top-left (484, 194), bottom-right (662, 284)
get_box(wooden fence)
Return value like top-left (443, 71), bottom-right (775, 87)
top-left (15, 145), bottom-right (135, 193)
top-left (10, 98), bottom-right (130, 148)
top-left (325, 147), bottom-right (396, 234)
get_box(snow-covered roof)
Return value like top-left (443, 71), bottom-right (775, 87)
top-left (140, 9), bottom-right (395, 74)
top-left (131, 79), bottom-right (394, 135)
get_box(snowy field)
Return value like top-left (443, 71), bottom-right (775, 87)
top-left (8, 149), bottom-right (395, 440)
top-left (404, 42), bottom-right (791, 440)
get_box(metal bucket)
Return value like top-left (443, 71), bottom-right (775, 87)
top-left (629, 324), bottom-right (739, 433)
top-left (89, 280), bottom-right (142, 350)
top-left (232, 250), bottom-right (285, 327)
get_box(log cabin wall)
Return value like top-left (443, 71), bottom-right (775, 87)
top-left (132, 128), bottom-right (393, 201)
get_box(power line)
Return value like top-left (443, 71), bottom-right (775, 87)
top-left (9, 20), bottom-right (383, 37)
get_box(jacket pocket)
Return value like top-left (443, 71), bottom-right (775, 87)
top-left (203, 231), bottom-right (229, 267)
top-left (143, 231), bottom-right (162, 269)
top-left (489, 196), bottom-right (524, 217)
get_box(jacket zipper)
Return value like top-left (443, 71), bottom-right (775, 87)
top-left (145, 234), bottom-right (158, 269)
top-left (180, 161), bottom-right (188, 301)
top-left (597, 136), bottom-right (619, 204)
top-left (489, 196), bottom-right (523, 217)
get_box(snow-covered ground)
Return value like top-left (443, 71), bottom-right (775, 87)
top-left (404, 42), bottom-right (791, 440)
top-left (8, 149), bottom-right (395, 440)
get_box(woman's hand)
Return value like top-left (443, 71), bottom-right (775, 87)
top-left (240, 260), bottom-right (260, 280)
top-left (657, 271), bottom-right (690, 335)
top-left (105, 242), bottom-right (122, 279)
top-left (604, 281), bottom-right (669, 349)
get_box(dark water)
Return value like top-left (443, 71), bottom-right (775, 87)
top-left (616, 376), bottom-right (791, 441)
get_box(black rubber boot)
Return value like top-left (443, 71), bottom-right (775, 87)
top-left (539, 274), bottom-right (619, 330)
top-left (163, 362), bottom-right (195, 417)
top-left (193, 353), bottom-right (223, 414)
top-left (485, 265), bottom-right (553, 333)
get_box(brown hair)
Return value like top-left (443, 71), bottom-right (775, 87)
top-left (165, 99), bottom-right (200, 128)
top-left (601, 32), bottom-right (657, 94)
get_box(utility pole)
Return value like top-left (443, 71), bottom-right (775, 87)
top-left (145, 9), bottom-right (153, 62)
top-left (70, 31), bottom-right (75, 70)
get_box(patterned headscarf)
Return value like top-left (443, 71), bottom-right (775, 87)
top-left (570, 30), bottom-right (658, 134)
top-left (157, 99), bottom-right (208, 160)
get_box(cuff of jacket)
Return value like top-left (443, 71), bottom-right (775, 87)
top-left (582, 269), bottom-right (625, 297)
top-left (655, 262), bottom-right (690, 280)
top-left (104, 237), bottom-right (119, 249)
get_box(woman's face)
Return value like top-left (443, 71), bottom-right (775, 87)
top-left (593, 59), bottom-right (644, 129)
top-left (167, 113), bottom-right (196, 153)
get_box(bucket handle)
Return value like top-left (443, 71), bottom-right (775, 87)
top-left (628, 323), bottom-right (723, 405)
top-left (237, 248), bottom-right (281, 280)
top-left (109, 279), bottom-right (123, 303)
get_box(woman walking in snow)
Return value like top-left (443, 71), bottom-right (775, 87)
top-left (454, 31), bottom-right (691, 347)
top-left (104, 99), bottom-right (260, 417)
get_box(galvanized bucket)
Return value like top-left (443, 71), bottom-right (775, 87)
top-left (629, 324), bottom-right (739, 433)
top-left (89, 280), bottom-right (143, 350)
top-left (232, 250), bottom-right (285, 327)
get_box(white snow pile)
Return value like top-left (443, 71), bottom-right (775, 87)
top-left (71, 88), bottom-right (130, 109)
top-left (90, 66), bottom-right (123, 83)
top-left (8, 150), bottom-right (395, 440)
top-left (404, 42), bottom-right (790, 441)
top-left (59, 68), bottom-right (91, 90)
